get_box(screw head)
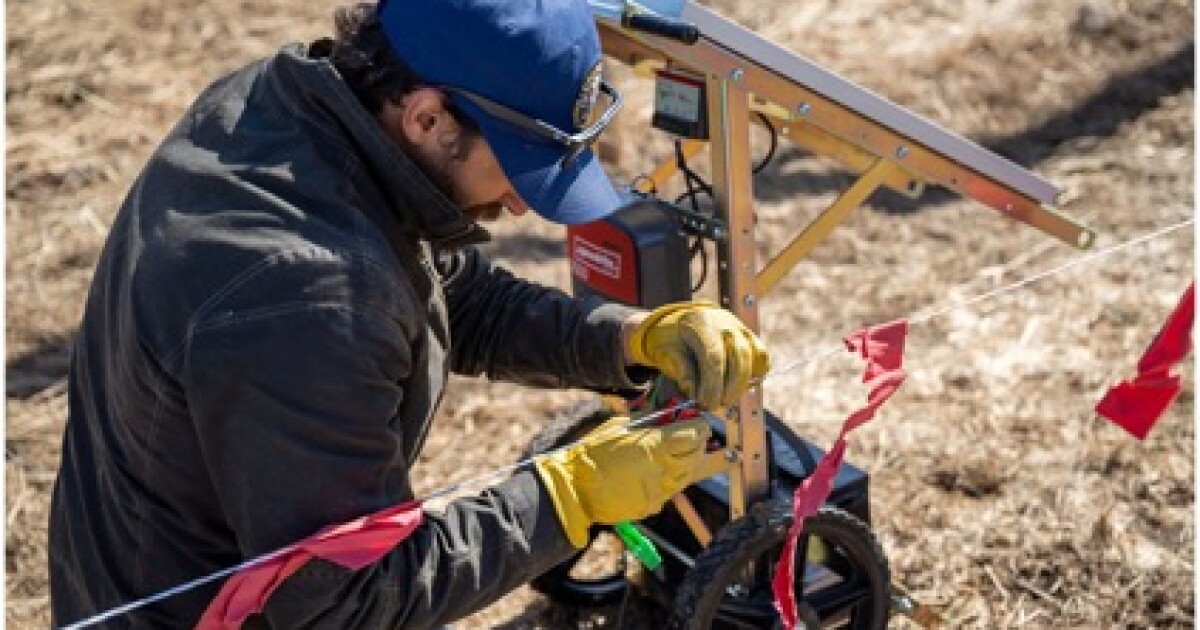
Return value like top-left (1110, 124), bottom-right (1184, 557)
top-left (730, 68), bottom-right (745, 82)
top-left (743, 294), bottom-right (757, 307)
top-left (726, 583), bottom-right (750, 598)
top-left (797, 102), bottom-right (812, 116)
top-left (892, 595), bottom-right (916, 613)
top-left (896, 145), bottom-right (909, 159)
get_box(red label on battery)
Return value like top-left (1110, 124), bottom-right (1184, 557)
top-left (568, 221), bottom-right (639, 305)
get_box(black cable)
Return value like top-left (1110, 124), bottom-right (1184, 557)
top-left (753, 112), bottom-right (778, 173)
top-left (673, 114), bottom-right (776, 204)
top-left (629, 174), bottom-right (658, 197)
top-left (690, 237), bottom-right (709, 293)
top-left (672, 117), bottom-right (776, 294)
top-left (673, 146), bottom-right (698, 208)
top-left (674, 140), bottom-right (714, 203)
top-left (752, 112), bottom-right (778, 174)
top-left (674, 140), bottom-right (713, 294)
top-left (673, 141), bottom-right (713, 222)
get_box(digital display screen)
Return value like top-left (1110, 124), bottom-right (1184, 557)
top-left (655, 74), bottom-right (703, 123)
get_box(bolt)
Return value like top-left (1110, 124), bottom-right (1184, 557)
top-left (895, 145), bottom-right (909, 159)
top-left (730, 68), bottom-right (745, 82)
top-left (743, 294), bottom-right (756, 307)
top-left (892, 594), bottom-right (916, 614)
top-left (724, 449), bottom-right (741, 463)
top-left (797, 102), bottom-right (812, 116)
top-left (726, 583), bottom-right (750, 599)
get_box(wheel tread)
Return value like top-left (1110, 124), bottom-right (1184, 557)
top-left (668, 502), bottom-right (889, 630)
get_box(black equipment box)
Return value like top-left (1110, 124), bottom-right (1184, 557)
top-left (568, 196), bottom-right (691, 308)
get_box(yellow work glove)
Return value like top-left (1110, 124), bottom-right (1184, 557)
top-left (627, 301), bottom-right (770, 410)
top-left (534, 417), bottom-right (727, 548)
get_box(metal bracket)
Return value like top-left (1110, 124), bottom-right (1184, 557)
top-left (675, 205), bottom-right (727, 241)
top-left (757, 158), bottom-right (901, 296)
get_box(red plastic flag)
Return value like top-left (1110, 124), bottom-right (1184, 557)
top-left (1096, 282), bottom-right (1193, 440)
top-left (845, 319), bottom-right (908, 382)
top-left (1136, 283), bottom-right (1194, 375)
top-left (772, 320), bottom-right (908, 629)
top-left (196, 502), bottom-right (424, 629)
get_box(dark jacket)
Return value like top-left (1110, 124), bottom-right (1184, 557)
top-left (49, 42), bottom-right (640, 628)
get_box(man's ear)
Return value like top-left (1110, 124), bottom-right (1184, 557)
top-left (384, 87), bottom-right (454, 147)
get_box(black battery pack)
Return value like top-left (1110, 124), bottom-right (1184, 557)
top-left (568, 196), bottom-right (691, 308)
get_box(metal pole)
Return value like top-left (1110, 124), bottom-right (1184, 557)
top-left (706, 70), bottom-right (769, 522)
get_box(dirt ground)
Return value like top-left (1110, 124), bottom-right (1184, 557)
top-left (6, 0), bottom-right (1194, 628)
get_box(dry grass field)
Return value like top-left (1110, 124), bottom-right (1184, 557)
top-left (6, 0), bottom-right (1194, 628)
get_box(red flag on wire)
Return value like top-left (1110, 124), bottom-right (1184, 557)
top-left (1096, 282), bottom-right (1194, 440)
top-left (772, 320), bottom-right (908, 630)
top-left (196, 502), bottom-right (424, 629)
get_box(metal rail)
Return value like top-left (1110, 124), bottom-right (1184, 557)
top-left (596, 3), bottom-right (1095, 249)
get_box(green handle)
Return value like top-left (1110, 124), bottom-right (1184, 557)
top-left (614, 521), bottom-right (662, 572)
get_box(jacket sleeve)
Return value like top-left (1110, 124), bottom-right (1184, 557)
top-left (182, 280), bottom-right (575, 629)
top-left (438, 246), bottom-right (646, 390)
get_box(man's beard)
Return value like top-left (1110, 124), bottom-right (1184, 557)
top-left (400, 134), bottom-right (507, 223)
top-left (463, 200), bottom-right (505, 222)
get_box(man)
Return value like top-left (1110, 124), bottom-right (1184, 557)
top-left (49, 0), bottom-right (769, 627)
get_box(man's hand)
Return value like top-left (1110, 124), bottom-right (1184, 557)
top-left (624, 302), bottom-right (770, 409)
top-left (534, 417), bottom-right (726, 548)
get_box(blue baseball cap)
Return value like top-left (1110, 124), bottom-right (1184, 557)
top-left (378, 0), bottom-right (623, 225)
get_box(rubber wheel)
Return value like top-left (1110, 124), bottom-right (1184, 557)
top-left (521, 398), bottom-right (631, 608)
top-left (669, 501), bottom-right (890, 629)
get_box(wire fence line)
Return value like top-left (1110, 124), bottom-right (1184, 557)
top-left (765, 218), bottom-right (1194, 380)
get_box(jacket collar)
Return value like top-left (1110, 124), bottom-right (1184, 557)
top-left (268, 42), bottom-right (489, 250)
